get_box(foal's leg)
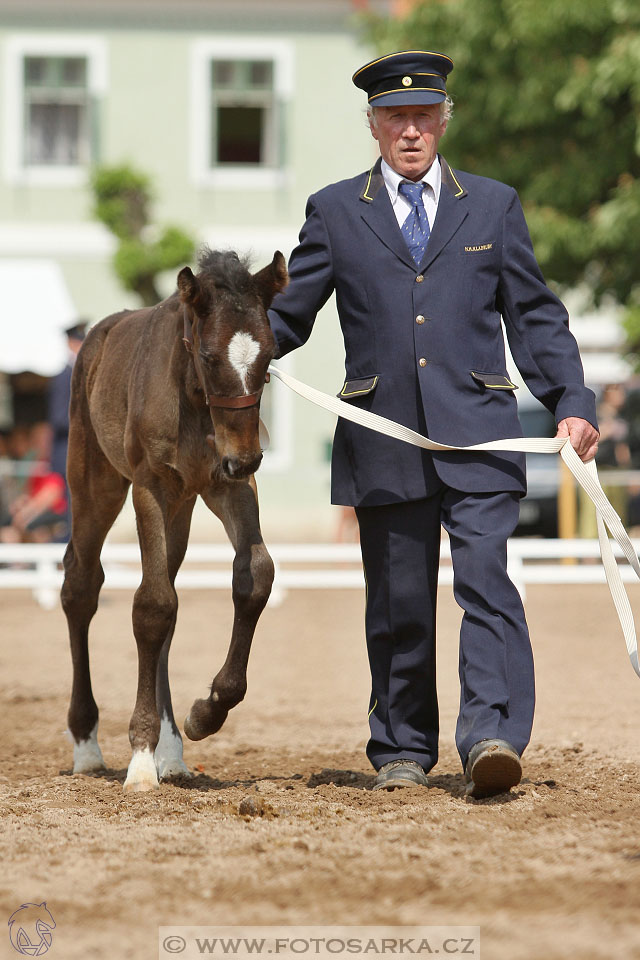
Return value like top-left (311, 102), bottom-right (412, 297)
top-left (184, 480), bottom-right (274, 740)
top-left (123, 477), bottom-right (177, 793)
top-left (154, 497), bottom-right (196, 781)
top-left (63, 454), bottom-right (130, 774)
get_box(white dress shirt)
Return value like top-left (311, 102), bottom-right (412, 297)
top-left (381, 156), bottom-right (442, 232)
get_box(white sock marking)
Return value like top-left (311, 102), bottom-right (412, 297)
top-left (71, 723), bottom-right (105, 774)
top-left (123, 747), bottom-right (159, 793)
top-left (227, 332), bottom-right (259, 393)
top-left (154, 716), bottom-right (191, 780)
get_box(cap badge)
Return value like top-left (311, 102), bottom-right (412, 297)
top-left (402, 76), bottom-right (412, 87)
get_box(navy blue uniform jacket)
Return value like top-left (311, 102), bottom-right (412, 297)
top-left (48, 362), bottom-right (73, 479)
top-left (268, 157), bottom-right (597, 507)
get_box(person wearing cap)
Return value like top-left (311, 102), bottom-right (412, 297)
top-left (268, 51), bottom-right (598, 797)
top-left (48, 322), bottom-right (87, 540)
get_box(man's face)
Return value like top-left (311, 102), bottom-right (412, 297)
top-left (369, 103), bottom-right (448, 181)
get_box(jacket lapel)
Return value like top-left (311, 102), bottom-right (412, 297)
top-left (359, 158), bottom-right (416, 270)
top-left (417, 157), bottom-right (468, 270)
top-left (358, 155), bottom-right (469, 272)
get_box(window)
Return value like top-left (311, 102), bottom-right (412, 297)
top-left (190, 39), bottom-right (293, 188)
top-left (4, 35), bottom-right (107, 185)
top-left (23, 56), bottom-right (90, 167)
top-left (211, 59), bottom-right (276, 167)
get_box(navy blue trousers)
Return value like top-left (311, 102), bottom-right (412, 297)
top-left (356, 489), bottom-right (535, 773)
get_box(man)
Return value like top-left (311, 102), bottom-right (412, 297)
top-left (48, 322), bottom-right (87, 540)
top-left (268, 51), bottom-right (598, 797)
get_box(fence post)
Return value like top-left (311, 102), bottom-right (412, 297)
top-left (558, 460), bottom-right (578, 558)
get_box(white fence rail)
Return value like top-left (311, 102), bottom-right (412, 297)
top-left (1, 539), bottom-right (639, 609)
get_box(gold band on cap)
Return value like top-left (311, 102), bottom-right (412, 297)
top-left (352, 49), bottom-right (454, 81)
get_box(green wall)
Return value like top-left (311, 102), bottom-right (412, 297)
top-left (0, 6), bottom-right (380, 529)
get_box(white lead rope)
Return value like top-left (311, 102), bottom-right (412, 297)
top-left (268, 364), bottom-right (640, 678)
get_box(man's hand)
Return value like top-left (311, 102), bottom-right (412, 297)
top-left (555, 417), bottom-right (599, 462)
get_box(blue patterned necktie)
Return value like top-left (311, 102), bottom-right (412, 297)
top-left (399, 180), bottom-right (430, 265)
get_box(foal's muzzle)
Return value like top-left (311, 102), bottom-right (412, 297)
top-left (221, 453), bottom-right (263, 480)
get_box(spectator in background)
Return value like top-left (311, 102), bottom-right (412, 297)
top-left (579, 383), bottom-right (630, 536)
top-left (48, 322), bottom-right (87, 540)
top-left (0, 425), bottom-right (31, 531)
top-left (615, 380), bottom-right (640, 531)
top-left (596, 384), bottom-right (631, 471)
top-left (0, 423), bottom-right (67, 543)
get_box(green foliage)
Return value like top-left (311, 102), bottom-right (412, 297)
top-left (91, 165), bottom-right (151, 240)
top-left (623, 305), bottom-right (640, 366)
top-left (91, 163), bottom-right (195, 305)
top-left (114, 227), bottom-right (195, 294)
top-left (361, 0), bottom-right (640, 356)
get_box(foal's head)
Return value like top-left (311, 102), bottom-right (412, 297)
top-left (178, 249), bottom-right (288, 479)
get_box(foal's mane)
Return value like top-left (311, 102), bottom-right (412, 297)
top-left (197, 248), bottom-right (253, 294)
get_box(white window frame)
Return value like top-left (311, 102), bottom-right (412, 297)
top-left (189, 37), bottom-right (293, 190)
top-left (3, 34), bottom-right (108, 186)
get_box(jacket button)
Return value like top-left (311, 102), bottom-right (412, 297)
top-left (415, 275), bottom-right (424, 283)
top-left (419, 358), bottom-right (427, 367)
top-left (416, 315), bottom-right (425, 324)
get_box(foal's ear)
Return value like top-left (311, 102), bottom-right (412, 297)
top-left (177, 266), bottom-right (200, 304)
top-left (253, 251), bottom-right (289, 308)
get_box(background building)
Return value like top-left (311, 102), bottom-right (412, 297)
top-left (0, 0), bottom-right (394, 538)
top-left (0, 0), bottom-right (630, 540)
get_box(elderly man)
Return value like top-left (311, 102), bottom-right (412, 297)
top-left (268, 51), bottom-right (598, 797)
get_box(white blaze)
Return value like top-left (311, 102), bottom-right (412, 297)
top-left (228, 331), bottom-right (260, 393)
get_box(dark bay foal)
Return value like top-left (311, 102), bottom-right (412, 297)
top-left (62, 249), bottom-right (287, 791)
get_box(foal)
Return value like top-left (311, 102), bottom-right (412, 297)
top-left (62, 249), bottom-right (287, 791)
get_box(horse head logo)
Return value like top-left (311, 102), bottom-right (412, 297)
top-left (8, 902), bottom-right (56, 956)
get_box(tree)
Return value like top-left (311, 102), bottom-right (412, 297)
top-left (91, 164), bottom-right (195, 306)
top-left (361, 0), bottom-right (640, 359)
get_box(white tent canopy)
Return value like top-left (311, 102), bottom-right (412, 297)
top-left (0, 259), bottom-right (77, 376)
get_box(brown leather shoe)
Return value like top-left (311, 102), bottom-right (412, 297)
top-left (465, 739), bottom-right (522, 799)
top-left (372, 759), bottom-right (429, 791)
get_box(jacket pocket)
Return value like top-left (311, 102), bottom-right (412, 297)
top-left (470, 371), bottom-right (518, 390)
top-left (337, 375), bottom-right (380, 399)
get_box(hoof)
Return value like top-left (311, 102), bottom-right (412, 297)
top-left (73, 759), bottom-right (106, 775)
top-left (123, 778), bottom-right (159, 794)
top-left (184, 697), bottom-right (229, 741)
top-left (183, 713), bottom-right (205, 742)
top-left (123, 748), bottom-right (159, 793)
top-left (157, 759), bottom-right (193, 782)
top-left (72, 753), bottom-right (106, 775)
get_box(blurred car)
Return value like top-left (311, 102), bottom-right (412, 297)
top-left (514, 399), bottom-right (560, 537)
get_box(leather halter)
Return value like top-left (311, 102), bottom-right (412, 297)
top-left (182, 305), bottom-right (269, 409)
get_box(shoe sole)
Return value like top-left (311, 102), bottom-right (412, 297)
top-left (466, 749), bottom-right (522, 799)
top-left (372, 779), bottom-right (427, 791)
